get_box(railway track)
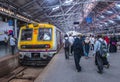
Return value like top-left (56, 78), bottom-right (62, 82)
top-left (0, 66), bottom-right (45, 82)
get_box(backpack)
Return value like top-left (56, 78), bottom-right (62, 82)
top-left (76, 41), bottom-right (82, 50)
top-left (73, 38), bottom-right (83, 51)
top-left (65, 39), bottom-right (70, 48)
top-left (98, 40), bottom-right (108, 57)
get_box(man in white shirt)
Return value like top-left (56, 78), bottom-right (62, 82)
top-left (10, 35), bottom-right (16, 55)
top-left (69, 34), bottom-right (74, 55)
top-left (90, 35), bottom-right (95, 50)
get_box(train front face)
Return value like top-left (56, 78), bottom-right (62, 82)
top-left (18, 24), bottom-right (56, 65)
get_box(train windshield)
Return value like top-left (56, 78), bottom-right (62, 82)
top-left (38, 28), bottom-right (52, 41)
top-left (21, 28), bottom-right (33, 41)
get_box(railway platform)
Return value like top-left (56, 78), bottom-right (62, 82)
top-left (0, 44), bottom-right (18, 58)
top-left (35, 49), bottom-right (120, 82)
top-left (0, 45), bottom-right (19, 78)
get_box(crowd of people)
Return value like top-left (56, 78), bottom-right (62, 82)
top-left (63, 33), bottom-right (118, 74)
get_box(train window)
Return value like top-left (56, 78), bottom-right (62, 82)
top-left (38, 28), bottom-right (52, 41)
top-left (21, 28), bottom-right (33, 41)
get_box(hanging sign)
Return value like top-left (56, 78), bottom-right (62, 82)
top-left (8, 20), bottom-right (13, 26)
top-left (86, 17), bottom-right (92, 23)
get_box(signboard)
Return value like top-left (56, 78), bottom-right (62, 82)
top-left (8, 20), bottom-right (13, 26)
top-left (73, 22), bottom-right (79, 24)
top-left (86, 17), bottom-right (92, 23)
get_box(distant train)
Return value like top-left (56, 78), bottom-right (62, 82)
top-left (18, 23), bottom-right (63, 65)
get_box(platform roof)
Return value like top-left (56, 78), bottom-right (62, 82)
top-left (0, 0), bottom-right (120, 33)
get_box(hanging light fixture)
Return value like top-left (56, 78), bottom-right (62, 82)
top-left (106, 10), bottom-right (113, 14)
top-left (52, 5), bottom-right (60, 11)
top-left (64, 0), bottom-right (73, 5)
top-left (108, 20), bottom-right (115, 23)
top-left (116, 15), bottom-right (120, 19)
top-left (100, 15), bottom-right (105, 18)
top-left (115, 3), bottom-right (120, 8)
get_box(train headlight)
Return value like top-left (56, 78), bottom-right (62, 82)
top-left (19, 52), bottom-right (31, 59)
top-left (19, 54), bottom-right (24, 59)
top-left (19, 52), bottom-right (26, 55)
top-left (42, 55), bottom-right (47, 59)
top-left (21, 45), bottom-right (26, 49)
top-left (19, 52), bottom-right (26, 59)
top-left (45, 44), bottom-right (50, 48)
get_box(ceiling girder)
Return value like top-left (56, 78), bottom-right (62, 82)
top-left (41, 0), bottom-right (118, 9)
top-left (66, 5), bottom-right (82, 20)
top-left (30, 0), bottom-right (45, 16)
top-left (64, 0), bottom-right (81, 17)
top-left (96, 3), bottom-right (115, 17)
top-left (46, 12), bottom-right (81, 18)
top-left (42, 2), bottom-right (83, 9)
top-left (59, 0), bottom-right (66, 21)
top-left (2, 0), bottom-right (120, 33)
top-left (105, 2), bottom-right (118, 14)
top-left (18, 0), bottom-right (36, 10)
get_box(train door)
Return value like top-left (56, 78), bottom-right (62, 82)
top-left (56, 30), bottom-right (61, 50)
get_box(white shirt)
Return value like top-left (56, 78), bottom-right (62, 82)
top-left (63, 37), bottom-right (69, 47)
top-left (90, 37), bottom-right (95, 44)
top-left (69, 36), bottom-right (74, 45)
top-left (10, 37), bottom-right (16, 46)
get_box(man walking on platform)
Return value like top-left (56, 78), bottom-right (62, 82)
top-left (68, 34), bottom-right (74, 55)
top-left (63, 34), bottom-right (70, 59)
top-left (73, 35), bottom-right (84, 72)
top-left (94, 35), bottom-right (109, 74)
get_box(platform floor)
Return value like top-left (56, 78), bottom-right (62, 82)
top-left (0, 45), bottom-right (18, 58)
top-left (35, 49), bottom-right (120, 82)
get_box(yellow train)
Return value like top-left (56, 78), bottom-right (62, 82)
top-left (18, 23), bottom-right (63, 65)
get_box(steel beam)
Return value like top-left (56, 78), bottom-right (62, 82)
top-left (105, 2), bottom-right (118, 14)
top-left (96, 3), bottom-right (115, 17)
top-left (59, 0), bottom-right (66, 26)
top-left (66, 5), bottom-right (82, 20)
top-left (42, 1), bottom-right (92, 9)
top-left (30, 0), bottom-right (45, 16)
top-left (18, 0), bottom-right (36, 10)
top-left (40, 0), bottom-right (117, 9)
top-left (96, 12), bottom-right (120, 23)
top-left (35, 3), bottom-right (61, 29)
top-left (46, 12), bottom-right (81, 17)
top-left (65, 3), bottom-right (76, 14)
